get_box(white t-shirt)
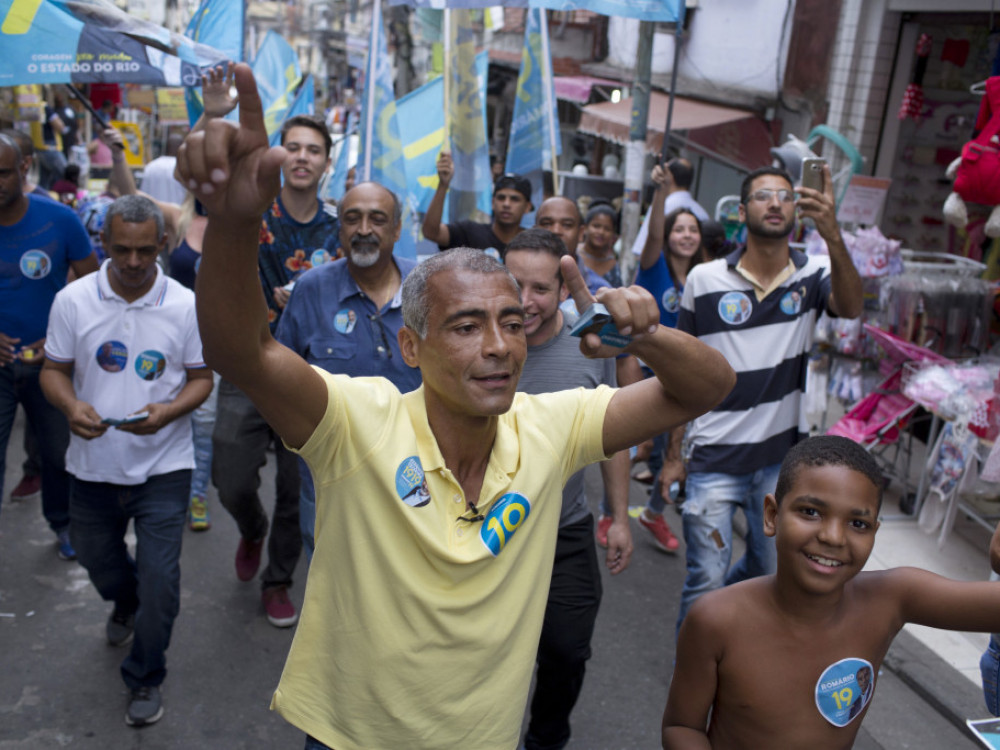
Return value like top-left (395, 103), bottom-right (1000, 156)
top-left (140, 156), bottom-right (187, 205)
top-left (45, 260), bottom-right (205, 484)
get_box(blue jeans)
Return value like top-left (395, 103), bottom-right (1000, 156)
top-left (0, 362), bottom-right (71, 532)
top-left (189, 372), bottom-right (219, 499)
top-left (70, 469), bottom-right (190, 689)
top-left (677, 465), bottom-right (780, 631)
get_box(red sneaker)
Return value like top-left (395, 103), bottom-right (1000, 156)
top-left (595, 515), bottom-right (613, 548)
top-left (638, 510), bottom-right (680, 554)
top-left (10, 474), bottom-right (40, 501)
top-left (262, 585), bottom-right (298, 628)
top-left (235, 537), bottom-right (264, 582)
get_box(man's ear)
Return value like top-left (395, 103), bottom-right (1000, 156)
top-left (398, 326), bottom-right (420, 368)
top-left (763, 494), bottom-right (779, 538)
top-left (737, 200), bottom-right (747, 224)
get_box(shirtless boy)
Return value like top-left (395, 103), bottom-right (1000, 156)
top-left (663, 435), bottom-right (1000, 749)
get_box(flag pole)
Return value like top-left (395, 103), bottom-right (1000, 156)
top-left (443, 8), bottom-right (451, 146)
top-left (537, 8), bottom-right (559, 196)
top-left (363, 0), bottom-right (381, 180)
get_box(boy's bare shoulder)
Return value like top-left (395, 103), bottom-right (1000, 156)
top-left (685, 577), bottom-right (775, 632)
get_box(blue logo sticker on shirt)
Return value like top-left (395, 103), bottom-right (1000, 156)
top-left (310, 249), bottom-right (331, 267)
top-left (815, 657), bottom-right (874, 727)
top-left (718, 291), bottom-right (752, 326)
top-left (134, 350), bottom-right (166, 381)
top-left (480, 492), bottom-right (532, 557)
top-left (20, 250), bottom-right (51, 279)
top-left (96, 341), bottom-right (128, 372)
top-left (333, 309), bottom-right (358, 334)
top-left (780, 289), bottom-right (803, 316)
top-left (661, 286), bottom-right (681, 314)
top-left (396, 455), bottom-right (430, 508)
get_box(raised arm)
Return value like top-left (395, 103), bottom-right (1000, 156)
top-left (421, 150), bottom-right (453, 247)
top-left (175, 63), bottom-right (326, 449)
top-left (640, 164), bottom-right (670, 271)
top-left (558, 257), bottom-right (734, 457)
top-left (797, 164), bottom-right (863, 319)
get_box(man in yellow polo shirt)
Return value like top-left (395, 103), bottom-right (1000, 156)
top-left (178, 63), bottom-right (735, 750)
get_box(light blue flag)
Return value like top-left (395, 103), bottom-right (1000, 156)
top-left (325, 112), bottom-right (356, 202)
top-left (269, 74), bottom-right (314, 147)
top-left (183, 0), bottom-right (245, 126)
top-left (505, 8), bottom-right (560, 177)
top-left (386, 0), bottom-right (683, 23)
top-left (358, 2), bottom-right (416, 259)
top-left (396, 50), bottom-right (489, 216)
top-left (251, 30), bottom-right (302, 142)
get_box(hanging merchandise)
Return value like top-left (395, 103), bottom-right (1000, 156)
top-left (943, 76), bottom-right (1000, 238)
top-left (899, 33), bottom-right (933, 121)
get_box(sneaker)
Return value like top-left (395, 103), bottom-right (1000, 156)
top-left (188, 495), bottom-right (211, 531)
top-left (262, 585), bottom-right (298, 628)
top-left (235, 536), bottom-right (264, 582)
top-left (125, 686), bottom-right (163, 727)
top-left (638, 509), bottom-right (680, 554)
top-left (595, 515), bottom-right (613, 548)
top-left (10, 474), bottom-right (40, 501)
top-left (107, 607), bottom-right (135, 647)
top-left (56, 529), bottom-right (77, 561)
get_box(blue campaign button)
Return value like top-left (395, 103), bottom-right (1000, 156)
top-left (479, 492), bottom-right (531, 557)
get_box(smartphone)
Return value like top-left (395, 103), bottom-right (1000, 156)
top-left (101, 411), bottom-right (150, 426)
top-left (801, 157), bottom-right (826, 192)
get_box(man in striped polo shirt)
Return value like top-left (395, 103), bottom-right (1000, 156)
top-left (662, 164), bottom-right (863, 631)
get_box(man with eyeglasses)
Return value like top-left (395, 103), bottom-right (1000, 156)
top-left (176, 64), bottom-right (735, 750)
top-left (275, 181), bottom-right (422, 561)
top-left (661, 165), bottom-right (863, 633)
top-left (422, 151), bottom-right (532, 257)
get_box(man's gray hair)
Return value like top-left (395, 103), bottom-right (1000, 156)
top-left (401, 248), bottom-right (519, 338)
top-left (338, 181), bottom-right (403, 227)
top-left (104, 195), bottom-right (165, 240)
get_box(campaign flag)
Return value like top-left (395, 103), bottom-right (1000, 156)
top-left (268, 74), bottom-right (314, 147)
top-left (396, 50), bottom-right (489, 215)
top-left (183, 0), bottom-right (245, 125)
top-left (505, 8), bottom-right (560, 177)
top-left (0, 0), bottom-right (230, 86)
top-left (251, 30), bottom-right (303, 142)
top-left (446, 9), bottom-right (490, 222)
top-left (358, 0), bottom-right (416, 258)
top-left (325, 111), bottom-right (357, 202)
top-left (386, 0), bottom-right (684, 23)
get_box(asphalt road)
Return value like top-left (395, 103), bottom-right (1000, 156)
top-left (0, 408), bottom-right (984, 748)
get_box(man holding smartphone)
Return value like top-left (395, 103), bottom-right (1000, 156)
top-left (40, 195), bottom-right (212, 728)
top-left (660, 164), bottom-right (864, 632)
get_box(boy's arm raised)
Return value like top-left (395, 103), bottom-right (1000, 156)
top-left (662, 600), bottom-right (719, 749)
top-left (891, 566), bottom-right (1000, 633)
top-left (176, 63), bottom-right (326, 450)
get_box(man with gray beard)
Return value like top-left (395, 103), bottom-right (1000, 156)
top-left (275, 182), bottom-right (422, 559)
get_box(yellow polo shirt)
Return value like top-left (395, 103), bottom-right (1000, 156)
top-left (271, 369), bottom-right (615, 749)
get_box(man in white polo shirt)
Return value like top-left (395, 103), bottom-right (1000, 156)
top-left (40, 195), bottom-right (213, 728)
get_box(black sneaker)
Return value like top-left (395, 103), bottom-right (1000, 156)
top-left (125, 686), bottom-right (163, 727)
top-left (107, 608), bottom-right (135, 647)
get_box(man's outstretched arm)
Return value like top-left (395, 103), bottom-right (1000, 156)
top-left (558, 257), bottom-right (734, 457)
top-left (176, 63), bottom-right (326, 449)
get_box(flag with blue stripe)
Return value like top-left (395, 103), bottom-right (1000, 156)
top-left (385, 0), bottom-right (683, 23)
top-left (251, 30), bottom-right (303, 142)
top-left (183, 0), bottom-right (244, 126)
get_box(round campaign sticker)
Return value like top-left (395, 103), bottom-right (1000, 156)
top-left (395, 455), bottom-right (430, 507)
top-left (717, 291), bottom-right (752, 326)
top-left (310, 249), bottom-right (331, 267)
top-left (134, 350), bottom-right (166, 381)
top-left (96, 341), bottom-right (128, 372)
top-left (333, 309), bottom-right (358, 335)
top-left (479, 492), bottom-right (532, 557)
top-left (815, 657), bottom-right (874, 727)
top-left (780, 289), bottom-right (803, 316)
top-left (20, 250), bottom-right (52, 279)
top-left (661, 286), bottom-right (681, 314)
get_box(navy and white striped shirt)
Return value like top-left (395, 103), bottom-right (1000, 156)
top-left (678, 246), bottom-right (832, 474)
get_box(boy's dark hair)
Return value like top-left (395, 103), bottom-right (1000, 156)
top-left (667, 158), bottom-right (695, 190)
top-left (280, 114), bottom-right (332, 158)
top-left (502, 227), bottom-right (567, 263)
top-left (740, 166), bottom-right (794, 204)
top-left (775, 436), bottom-right (884, 510)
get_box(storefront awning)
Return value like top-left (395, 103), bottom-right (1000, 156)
top-left (554, 75), bottom-right (622, 104)
top-left (578, 91), bottom-right (755, 155)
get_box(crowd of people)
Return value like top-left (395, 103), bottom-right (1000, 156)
top-left (4, 61), bottom-right (1000, 750)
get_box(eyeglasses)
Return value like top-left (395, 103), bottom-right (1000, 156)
top-left (457, 502), bottom-right (485, 523)
top-left (747, 189), bottom-right (795, 204)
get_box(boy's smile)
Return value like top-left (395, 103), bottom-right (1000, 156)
top-left (764, 464), bottom-right (881, 594)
